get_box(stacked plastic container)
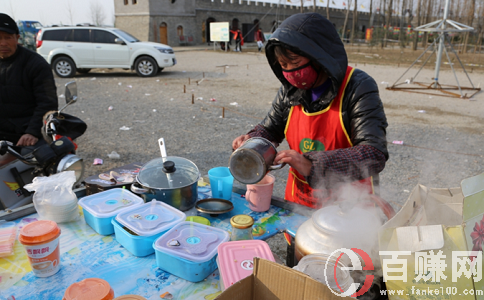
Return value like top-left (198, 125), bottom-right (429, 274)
top-left (113, 200), bottom-right (185, 257)
top-left (79, 189), bottom-right (144, 235)
top-left (153, 221), bottom-right (229, 282)
top-left (217, 240), bottom-right (275, 290)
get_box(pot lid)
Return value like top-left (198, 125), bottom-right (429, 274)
top-left (311, 204), bottom-right (382, 234)
top-left (154, 221), bottom-right (229, 262)
top-left (115, 201), bottom-right (186, 236)
top-left (137, 156), bottom-right (199, 189)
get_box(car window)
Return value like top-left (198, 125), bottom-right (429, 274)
top-left (31, 22), bottom-right (43, 29)
top-left (92, 30), bottom-right (117, 44)
top-left (42, 29), bottom-right (71, 41)
top-left (73, 29), bottom-right (90, 42)
top-left (112, 29), bottom-right (140, 43)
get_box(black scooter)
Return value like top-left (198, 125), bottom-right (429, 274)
top-left (0, 81), bottom-right (87, 220)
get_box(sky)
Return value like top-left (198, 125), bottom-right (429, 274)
top-left (0, 0), bottom-right (115, 26)
top-left (0, 0), bottom-right (377, 27)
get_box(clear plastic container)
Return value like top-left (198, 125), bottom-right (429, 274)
top-left (113, 200), bottom-right (185, 257)
top-left (153, 221), bottom-right (229, 282)
top-left (79, 188), bottom-right (144, 235)
top-left (115, 200), bottom-right (185, 236)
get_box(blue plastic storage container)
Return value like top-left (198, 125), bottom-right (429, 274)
top-left (153, 221), bottom-right (229, 282)
top-left (114, 200), bottom-right (185, 257)
top-left (78, 188), bottom-right (144, 235)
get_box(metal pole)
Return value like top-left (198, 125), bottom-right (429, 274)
top-left (433, 0), bottom-right (450, 88)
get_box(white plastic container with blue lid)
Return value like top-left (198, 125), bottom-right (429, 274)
top-left (78, 188), bottom-right (144, 235)
top-left (113, 200), bottom-right (185, 256)
top-left (153, 221), bottom-right (229, 282)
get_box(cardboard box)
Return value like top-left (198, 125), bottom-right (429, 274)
top-left (215, 258), bottom-right (343, 300)
top-left (379, 172), bottom-right (484, 300)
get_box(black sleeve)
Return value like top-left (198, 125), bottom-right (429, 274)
top-left (344, 70), bottom-right (389, 160)
top-left (25, 55), bottom-right (58, 138)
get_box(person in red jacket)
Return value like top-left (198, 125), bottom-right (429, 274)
top-left (230, 29), bottom-right (243, 52)
top-left (255, 28), bottom-right (265, 52)
top-left (232, 13), bottom-right (388, 208)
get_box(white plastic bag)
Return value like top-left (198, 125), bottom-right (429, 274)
top-left (24, 171), bottom-right (79, 223)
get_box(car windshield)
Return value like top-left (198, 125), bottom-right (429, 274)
top-left (31, 22), bottom-right (43, 29)
top-left (112, 29), bottom-right (140, 43)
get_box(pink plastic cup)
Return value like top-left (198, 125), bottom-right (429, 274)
top-left (245, 174), bottom-right (275, 212)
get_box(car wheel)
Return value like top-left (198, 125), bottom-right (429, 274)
top-left (135, 56), bottom-right (158, 77)
top-left (53, 57), bottom-right (77, 78)
top-left (77, 68), bottom-right (91, 74)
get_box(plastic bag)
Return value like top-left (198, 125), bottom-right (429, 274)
top-left (24, 171), bottom-right (79, 223)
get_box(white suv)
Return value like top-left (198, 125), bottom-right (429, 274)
top-left (36, 26), bottom-right (176, 77)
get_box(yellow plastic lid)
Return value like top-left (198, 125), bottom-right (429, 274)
top-left (19, 220), bottom-right (61, 245)
top-left (113, 295), bottom-right (146, 300)
top-left (186, 216), bottom-right (211, 226)
top-left (63, 278), bottom-right (114, 300)
top-left (230, 215), bottom-right (254, 229)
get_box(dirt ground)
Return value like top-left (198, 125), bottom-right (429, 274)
top-left (51, 45), bottom-right (484, 264)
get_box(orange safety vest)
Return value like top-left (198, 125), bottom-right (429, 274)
top-left (283, 66), bottom-right (373, 208)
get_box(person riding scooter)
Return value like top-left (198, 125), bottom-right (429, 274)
top-left (0, 13), bottom-right (58, 156)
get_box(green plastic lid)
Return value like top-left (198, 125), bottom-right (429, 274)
top-left (186, 216), bottom-right (211, 226)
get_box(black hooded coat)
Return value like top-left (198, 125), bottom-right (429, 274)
top-left (252, 13), bottom-right (388, 189)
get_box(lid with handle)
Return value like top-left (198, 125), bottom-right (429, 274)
top-left (153, 221), bottom-right (229, 262)
top-left (78, 188), bottom-right (144, 218)
top-left (137, 156), bottom-right (199, 189)
top-left (115, 200), bottom-right (186, 236)
top-left (63, 278), bottom-right (114, 300)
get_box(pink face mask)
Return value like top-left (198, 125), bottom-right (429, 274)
top-left (282, 62), bottom-right (318, 90)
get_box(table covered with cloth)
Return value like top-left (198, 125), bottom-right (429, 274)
top-left (0, 186), bottom-right (308, 300)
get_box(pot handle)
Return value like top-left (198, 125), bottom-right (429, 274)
top-left (131, 182), bottom-right (149, 194)
top-left (369, 194), bottom-right (396, 220)
top-left (268, 162), bottom-right (286, 171)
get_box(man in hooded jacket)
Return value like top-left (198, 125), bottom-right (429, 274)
top-left (0, 13), bottom-right (57, 155)
top-left (232, 13), bottom-right (388, 209)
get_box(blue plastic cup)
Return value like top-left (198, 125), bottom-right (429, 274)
top-left (208, 167), bottom-right (234, 200)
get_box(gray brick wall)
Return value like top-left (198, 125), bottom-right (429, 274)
top-left (114, 0), bottom-right (370, 47)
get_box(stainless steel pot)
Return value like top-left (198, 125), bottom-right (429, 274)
top-left (295, 194), bottom-right (396, 264)
top-left (130, 156), bottom-right (200, 211)
top-left (229, 137), bottom-right (285, 184)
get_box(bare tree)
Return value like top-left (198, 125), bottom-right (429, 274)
top-left (351, 0), bottom-right (358, 43)
top-left (383, 0), bottom-right (393, 47)
top-left (412, 0), bottom-right (422, 50)
top-left (368, 0), bottom-right (373, 28)
top-left (422, 0), bottom-right (432, 49)
top-left (66, 0), bottom-right (75, 26)
top-left (89, 1), bottom-right (106, 26)
top-left (463, 0), bottom-right (476, 53)
top-left (342, 0), bottom-right (353, 42)
top-left (398, 0), bottom-right (406, 48)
